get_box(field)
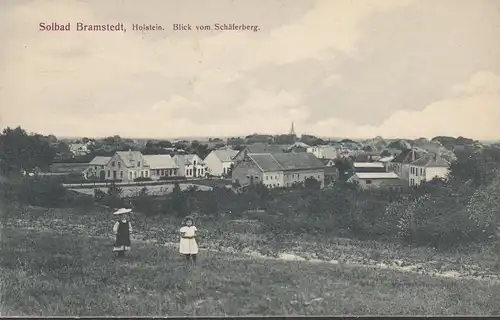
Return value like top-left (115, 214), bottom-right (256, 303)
top-left (2, 205), bottom-right (500, 316)
top-left (70, 183), bottom-right (213, 197)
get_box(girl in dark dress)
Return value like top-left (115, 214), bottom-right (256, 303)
top-left (113, 209), bottom-right (132, 258)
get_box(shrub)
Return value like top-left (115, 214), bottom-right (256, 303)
top-left (133, 177), bottom-right (152, 182)
top-left (16, 177), bottom-right (67, 207)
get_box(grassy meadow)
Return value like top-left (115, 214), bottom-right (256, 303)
top-left (1, 204), bottom-right (500, 316)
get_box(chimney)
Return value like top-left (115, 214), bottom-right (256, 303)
top-left (128, 148), bottom-right (133, 161)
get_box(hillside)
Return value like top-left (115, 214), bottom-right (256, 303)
top-left (2, 205), bottom-right (500, 316)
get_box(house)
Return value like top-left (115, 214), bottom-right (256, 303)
top-left (353, 162), bottom-right (387, 173)
top-left (347, 172), bottom-right (407, 191)
top-left (143, 155), bottom-right (179, 180)
top-left (204, 149), bottom-right (238, 177)
top-left (388, 148), bottom-right (424, 180)
top-left (355, 151), bottom-right (381, 162)
top-left (109, 150), bottom-right (150, 181)
top-left (231, 152), bottom-right (326, 189)
top-left (232, 143), bottom-right (286, 162)
top-left (323, 159), bottom-right (339, 185)
top-left (377, 155), bottom-right (394, 171)
top-left (287, 141), bottom-right (310, 153)
top-left (84, 156), bottom-right (111, 180)
top-left (409, 154), bottom-right (450, 187)
top-left (173, 154), bottom-right (207, 178)
top-left (306, 145), bottom-right (338, 159)
top-left (69, 143), bottom-right (91, 157)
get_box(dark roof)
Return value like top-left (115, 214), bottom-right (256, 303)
top-left (246, 143), bottom-right (286, 154)
top-left (391, 149), bottom-right (423, 164)
top-left (247, 152), bottom-right (325, 172)
top-left (410, 154), bottom-right (449, 167)
top-left (248, 154), bottom-right (283, 171)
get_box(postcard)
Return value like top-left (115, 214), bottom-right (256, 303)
top-left (1, 0), bottom-right (500, 317)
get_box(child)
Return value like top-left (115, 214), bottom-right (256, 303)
top-left (179, 217), bottom-right (198, 264)
top-left (113, 208), bottom-right (133, 258)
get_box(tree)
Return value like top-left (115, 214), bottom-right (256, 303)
top-left (0, 127), bottom-right (56, 176)
top-left (304, 177), bottom-right (321, 190)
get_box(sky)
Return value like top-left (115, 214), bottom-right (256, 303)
top-left (0, 0), bottom-right (499, 140)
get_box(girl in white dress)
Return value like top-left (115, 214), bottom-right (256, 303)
top-left (179, 217), bottom-right (198, 264)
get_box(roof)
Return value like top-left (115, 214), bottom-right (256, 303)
top-left (272, 153), bottom-right (325, 170)
top-left (248, 154), bottom-right (283, 171)
top-left (378, 156), bottom-right (394, 163)
top-left (391, 149), bottom-right (422, 164)
top-left (410, 154), bottom-right (449, 168)
top-left (116, 151), bottom-right (143, 167)
top-left (174, 154), bottom-right (204, 166)
top-left (143, 155), bottom-right (177, 169)
top-left (245, 143), bottom-right (286, 154)
top-left (352, 172), bottom-right (400, 179)
top-left (247, 152), bottom-right (325, 172)
top-left (89, 156), bottom-right (111, 166)
top-left (353, 162), bottom-right (385, 168)
top-left (212, 149), bottom-right (238, 162)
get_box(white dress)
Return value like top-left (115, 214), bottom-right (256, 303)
top-left (179, 226), bottom-right (198, 254)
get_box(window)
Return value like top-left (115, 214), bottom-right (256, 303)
top-left (266, 176), bottom-right (268, 180)
top-left (137, 161), bottom-right (141, 167)
top-left (194, 160), bottom-right (197, 165)
top-left (101, 165), bottom-right (104, 169)
top-left (111, 161), bottom-right (115, 167)
top-left (95, 166), bottom-right (98, 170)
top-left (118, 162), bottom-right (121, 169)
top-left (107, 170), bottom-right (110, 177)
top-left (145, 171), bottom-right (149, 177)
top-left (129, 172), bottom-right (133, 179)
top-left (420, 168), bottom-right (424, 175)
top-left (120, 171), bottom-right (123, 178)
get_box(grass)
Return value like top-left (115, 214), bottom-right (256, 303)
top-left (2, 227), bottom-right (500, 316)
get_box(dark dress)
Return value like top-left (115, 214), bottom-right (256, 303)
top-left (114, 221), bottom-right (131, 251)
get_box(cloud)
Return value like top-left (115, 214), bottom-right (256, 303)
top-left (1, 0), bottom-right (500, 141)
top-left (313, 71), bottom-right (500, 140)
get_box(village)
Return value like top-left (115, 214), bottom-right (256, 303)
top-left (43, 122), bottom-right (462, 201)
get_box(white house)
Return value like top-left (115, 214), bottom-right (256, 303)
top-left (306, 145), bottom-right (338, 159)
top-left (84, 156), bottom-right (111, 180)
top-left (388, 148), bottom-right (424, 180)
top-left (353, 162), bottom-right (387, 173)
top-left (204, 149), bottom-right (238, 177)
top-left (69, 143), bottom-right (91, 157)
top-left (106, 151), bottom-right (150, 181)
top-left (347, 172), bottom-right (407, 191)
top-left (143, 155), bottom-right (179, 180)
top-left (409, 154), bottom-right (450, 187)
top-left (173, 154), bottom-right (207, 178)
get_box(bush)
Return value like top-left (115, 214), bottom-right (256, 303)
top-left (16, 177), bottom-right (67, 207)
top-left (133, 177), bottom-right (152, 182)
top-left (159, 176), bottom-right (184, 181)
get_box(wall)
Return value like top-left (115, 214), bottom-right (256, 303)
top-left (149, 168), bottom-right (179, 180)
top-left (106, 153), bottom-right (149, 182)
top-left (350, 176), bottom-right (399, 189)
top-left (231, 158), bottom-right (263, 187)
top-left (204, 151), bottom-right (223, 176)
top-left (263, 171), bottom-right (284, 188)
top-left (409, 165), bottom-right (449, 186)
top-left (222, 161), bottom-right (235, 176)
top-left (283, 168), bottom-right (325, 188)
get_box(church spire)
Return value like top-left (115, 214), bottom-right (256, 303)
top-left (289, 121), bottom-right (296, 136)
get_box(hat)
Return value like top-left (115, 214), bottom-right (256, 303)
top-left (113, 208), bottom-right (132, 215)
